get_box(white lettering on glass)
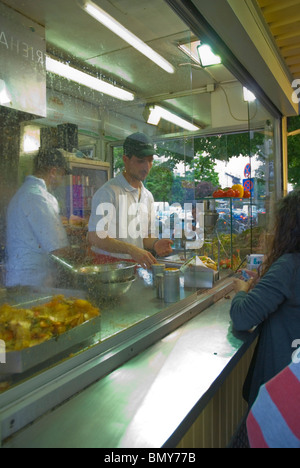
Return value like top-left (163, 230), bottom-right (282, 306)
top-left (0, 29), bottom-right (46, 66)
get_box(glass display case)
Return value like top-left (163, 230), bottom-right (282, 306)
top-left (156, 195), bottom-right (265, 274)
top-left (199, 196), bottom-right (266, 272)
top-left (0, 0), bottom-right (283, 446)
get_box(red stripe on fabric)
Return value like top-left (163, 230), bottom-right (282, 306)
top-left (247, 411), bottom-right (269, 448)
top-left (266, 367), bottom-right (300, 438)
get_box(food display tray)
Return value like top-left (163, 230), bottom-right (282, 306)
top-left (183, 267), bottom-right (217, 289)
top-left (156, 254), bottom-right (187, 267)
top-left (0, 315), bottom-right (101, 375)
top-left (157, 255), bottom-right (219, 289)
top-left (0, 289), bottom-right (101, 375)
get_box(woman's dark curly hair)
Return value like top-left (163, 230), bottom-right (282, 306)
top-left (261, 189), bottom-right (300, 277)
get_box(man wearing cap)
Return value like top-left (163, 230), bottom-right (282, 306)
top-left (6, 148), bottom-right (74, 287)
top-left (88, 133), bottom-right (173, 269)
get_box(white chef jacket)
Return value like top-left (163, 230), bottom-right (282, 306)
top-left (6, 176), bottom-right (69, 287)
top-left (88, 173), bottom-right (156, 259)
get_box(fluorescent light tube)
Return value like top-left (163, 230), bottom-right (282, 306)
top-left (80, 0), bottom-right (175, 74)
top-left (197, 44), bottom-right (221, 67)
top-left (148, 106), bottom-right (199, 131)
top-left (46, 56), bottom-right (134, 101)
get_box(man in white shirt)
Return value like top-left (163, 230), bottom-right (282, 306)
top-left (88, 133), bottom-right (173, 269)
top-left (6, 148), bottom-right (72, 288)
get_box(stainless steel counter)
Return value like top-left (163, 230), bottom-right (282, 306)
top-left (0, 268), bottom-right (198, 389)
top-left (99, 267), bottom-right (193, 340)
top-left (3, 288), bottom-right (257, 448)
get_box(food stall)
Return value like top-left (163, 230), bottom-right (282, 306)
top-left (0, 0), bottom-right (297, 448)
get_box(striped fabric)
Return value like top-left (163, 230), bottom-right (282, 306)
top-left (247, 362), bottom-right (300, 448)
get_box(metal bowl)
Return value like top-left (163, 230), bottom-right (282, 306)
top-left (51, 255), bottom-right (137, 284)
top-left (86, 276), bottom-right (136, 301)
top-left (75, 262), bottom-right (137, 283)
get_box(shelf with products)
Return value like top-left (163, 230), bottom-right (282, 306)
top-left (56, 156), bottom-right (110, 222)
top-left (199, 196), bottom-right (266, 271)
top-left (52, 156), bottom-right (110, 249)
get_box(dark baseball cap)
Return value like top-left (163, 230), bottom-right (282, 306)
top-left (124, 133), bottom-right (155, 159)
top-left (35, 148), bottom-right (72, 175)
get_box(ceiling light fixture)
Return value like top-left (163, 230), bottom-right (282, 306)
top-left (243, 87), bottom-right (256, 102)
top-left (0, 79), bottom-right (12, 105)
top-left (178, 41), bottom-right (201, 64)
top-left (46, 56), bottom-right (134, 101)
top-left (197, 44), bottom-right (221, 67)
top-left (147, 105), bottom-right (199, 131)
top-left (79, 0), bottom-right (175, 74)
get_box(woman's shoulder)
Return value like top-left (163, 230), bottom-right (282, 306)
top-left (269, 253), bottom-right (300, 277)
top-left (275, 253), bottom-right (300, 265)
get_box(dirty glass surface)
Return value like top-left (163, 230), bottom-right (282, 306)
top-left (0, 0), bottom-right (281, 391)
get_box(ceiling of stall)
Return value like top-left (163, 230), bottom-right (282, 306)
top-left (256, 0), bottom-right (300, 80)
top-left (0, 0), bottom-right (239, 137)
top-left (3, 0), bottom-right (298, 138)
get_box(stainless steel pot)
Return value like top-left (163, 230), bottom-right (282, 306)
top-left (75, 262), bottom-right (137, 283)
top-left (51, 255), bottom-right (137, 283)
top-left (86, 276), bottom-right (136, 301)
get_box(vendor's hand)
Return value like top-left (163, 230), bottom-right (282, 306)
top-left (233, 278), bottom-right (252, 294)
top-left (128, 246), bottom-right (157, 270)
top-left (153, 239), bottom-right (173, 257)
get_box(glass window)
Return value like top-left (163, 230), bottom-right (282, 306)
top-left (0, 0), bottom-right (281, 392)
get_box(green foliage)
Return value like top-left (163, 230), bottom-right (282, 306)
top-left (287, 116), bottom-right (300, 188)
top-left (112, 130), bottom-right (269, 204)
top-left (155, 133), bottom-right (263, 163)
top-left (194, 132), bottom-right (264, 160)
top-left (113, 146), bottom-right (124, 175)
top-left (144, 163), bottom-right (174, 202)
top-left (189, 155), bottom-right (219, 186)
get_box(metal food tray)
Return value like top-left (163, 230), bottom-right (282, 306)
top-left (0, 291), bottom-right (101, 375)
top-left (156, 254), bottom-right (189, 268)
top-left (183, 267), bottom-right (217, 289)
top-left (157, 255), bottom-right (219, 289)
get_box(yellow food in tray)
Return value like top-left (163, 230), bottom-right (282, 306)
top-left (0, 296), bottom-right (100, 352)
top-left (198, 256), bottom-right (218, 271)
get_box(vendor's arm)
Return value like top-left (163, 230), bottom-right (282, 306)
top-left (143, 237), bottom-right (173, 257)
top-left (87, 233), bottom-right (157, 268)
top-left (230, 255), bottom-right (296, 331)
top-left (144, 199), bottom-right (173, 257)
top-left (88, 232), bottom-right (156, 269)
top-left (88, 186), bottom-right (159, 269)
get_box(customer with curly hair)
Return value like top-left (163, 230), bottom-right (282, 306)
top-left (230, 189), bottom-right (300, 409)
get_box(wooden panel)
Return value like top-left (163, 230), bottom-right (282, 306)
top-left (177, 340), bottom-right (257, 449)
top-left (257, 0), bottom-right (300, 79)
